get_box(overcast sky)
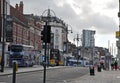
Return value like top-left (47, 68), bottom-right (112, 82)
top-left (10, 0), bottom-right (119, 50)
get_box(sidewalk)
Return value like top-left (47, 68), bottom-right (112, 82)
top-left (70, 69), bottom-right (120, 83)
top-left (0, 65), bottom-right (64, 76)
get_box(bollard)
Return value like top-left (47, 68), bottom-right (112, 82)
top-left (97, 65), bottom-right (101, 72)
top-left (89, 65), bottom-right (95, 76)
top-left (12, 61), bottom-right (18, 83)
top-left (16, 62), bottom-right (18, 71)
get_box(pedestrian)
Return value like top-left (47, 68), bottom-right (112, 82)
top-left (111, 62), bottom-right (114, 70)
top-left (100, 62), bottom-right (105, 70)
top-left (114, 61), bottom-right (118, 70)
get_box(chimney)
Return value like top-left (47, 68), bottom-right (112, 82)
top-left (15, 4), bottom-right (19, 10)
top-left (19, 1), bottom-right (23, 13)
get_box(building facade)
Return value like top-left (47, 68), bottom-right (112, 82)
top-left (40, 9), bottom-right (68, 52)
top-left (0, 1), bottom-right (42, 66)
top-left (82, 29), bottom-right (95, 47)
top-left (81, 30), bottom-right (96, 64)
top-left (10, 1), bottom-right (42, 50)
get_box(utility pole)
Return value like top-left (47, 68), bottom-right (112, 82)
top-left (1, 0), bottom-right (5, 72)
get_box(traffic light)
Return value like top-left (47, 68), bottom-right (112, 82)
top-left (41, 27), bottom-right (46, 42)
top-left (46, 25), bottom-right (51, 43)
top-left (41, 25), bottom-right (51, 43)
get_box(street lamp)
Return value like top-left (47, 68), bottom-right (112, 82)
top-left (67, 25), bottom-right (73, 33)
top-left (66, 25), bottom-right (73, 54)
top-left (73, 34), bottom-right (81, 66)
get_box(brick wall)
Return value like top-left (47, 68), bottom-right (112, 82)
top-left (10, 2), bottom-right (42, 51)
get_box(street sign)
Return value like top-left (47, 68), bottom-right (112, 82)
top-left (42, 55), bottom-right (46, 62)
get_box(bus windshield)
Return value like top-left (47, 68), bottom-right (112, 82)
top-left (11, 45), bottom-right (23, 52)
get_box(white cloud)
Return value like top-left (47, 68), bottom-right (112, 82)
top-left (10, 0), bottom-right (118, 48)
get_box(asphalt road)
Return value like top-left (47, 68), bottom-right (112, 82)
top-left (0, 66), bottom-right (89, 83)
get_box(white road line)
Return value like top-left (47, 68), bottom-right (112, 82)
top-left (63, 80), bottom-right (68, 83)
top-left (116, 76), bottom-right (120, 78)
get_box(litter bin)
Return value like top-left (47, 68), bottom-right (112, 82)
top-left (97, 65), bottom-right (101, 72)
top-left (89, 65), bottom-right (95, 75)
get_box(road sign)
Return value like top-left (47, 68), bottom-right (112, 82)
top-left (42, 55), bottom-right (46, 62)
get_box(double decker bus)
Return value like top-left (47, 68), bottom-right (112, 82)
top-left (50, 49), bottom-right (64, 66)
top-left (8, 44), bottom-right (35, 67)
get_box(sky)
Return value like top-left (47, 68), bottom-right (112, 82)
top-left (10, 0), bottom-right (119, 51)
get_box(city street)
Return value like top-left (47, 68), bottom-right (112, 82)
top-left (0, 66), bottom-right (89, 83)
top-left (0, 0), bottom-right (120, 83)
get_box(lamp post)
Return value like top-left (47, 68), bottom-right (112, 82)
top-left (66, 25), bottom-right (73, 54)
top-left (74, 34), bottom-right (81, 66)
top-left (67, 25), bottom-right (73, 33)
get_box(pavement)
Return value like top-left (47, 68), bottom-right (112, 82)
top-left (1, 66), bottom-right (120, 83)
top-left (69, 69), bottom-right (120, 83)
top-left (0, 65), bottom-right (64, 76)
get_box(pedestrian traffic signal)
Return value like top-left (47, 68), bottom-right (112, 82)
top-left (41, 25), bottom-right (51, 43)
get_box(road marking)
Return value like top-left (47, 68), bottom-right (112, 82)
top-left (7, 75), bottom-right (12, 77)
top-left (116, 76), bottom-right (120, 78)
top-left (63, 80), bottom-right (68, 83)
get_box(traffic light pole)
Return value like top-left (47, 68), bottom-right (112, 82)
top-left (43, 22), bottom-right (47, 83)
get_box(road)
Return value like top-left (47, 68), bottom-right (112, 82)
top-left (0, 66), bottom-right (89, 83)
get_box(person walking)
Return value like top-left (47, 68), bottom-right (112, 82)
top-left (111, 62), bottom-right (114, 70)
top-left (114, 61), bottom-right (118, 70)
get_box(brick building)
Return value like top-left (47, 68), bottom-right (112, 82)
top-left (9, 1), bottom-right (42, 50)
top-left (0, 1), bottom-right (42, 66)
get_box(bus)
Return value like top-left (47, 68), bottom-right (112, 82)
top-left (8, 44), bottom-right (35, 67)
top-left (68, 59), bottom-right (89, 67)
top-left (49, 49), bottom-right (64, 66)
